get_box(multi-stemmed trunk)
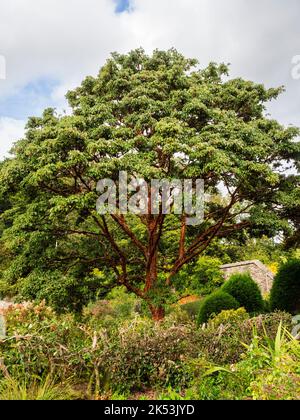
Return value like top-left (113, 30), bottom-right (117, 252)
top-left (144, 228), bottom-right (165, 321)
top-left (149, 305), bottom-right (165, 321)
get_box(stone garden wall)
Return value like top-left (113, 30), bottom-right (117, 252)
top-left (220, 260), bottom-right (274, 295)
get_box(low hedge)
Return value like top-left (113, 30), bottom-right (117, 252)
top-left (197, 291), bottom-right (240, 324)
top-left (222, 273), bottom-right (264, 313)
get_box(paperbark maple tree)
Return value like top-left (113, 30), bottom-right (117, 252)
top-left (0, 49), bottom-right (299, 318)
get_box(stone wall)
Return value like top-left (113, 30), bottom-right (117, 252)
top-left (0, 300), bottom-right (13, 312)
top-left (220, 260), bottom-right (274, 295)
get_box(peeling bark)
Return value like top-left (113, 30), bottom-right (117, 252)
top-left (149, 305), bottom-right (165, 321)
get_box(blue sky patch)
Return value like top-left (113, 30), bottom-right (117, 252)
top-left (0, 78), bottom-right (60, 120)
top-left (114, 0), bottom-right (131, 13)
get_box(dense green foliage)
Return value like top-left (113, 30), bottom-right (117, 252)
top-left (172, 256), bottom-right (224, 296)
top-left (207, 307), bottom-right (249, 328)
top-left (197, 291), bottom-right (240, 324)
top-left (180, 300), bottom-right (203, 320)
top-left (0, 301), bottom-right (294, 400)
top-left (270, 260), bottom-right (300, 314)
top-left (222, 273), bottom-right (264, 313)
top-left (18, 270), bottom-right (102, 313)
top-left (0, 49), bottom-right (299, 314)
top-left (186, 321), bottom-right (300, 401)
top-left (0, 49), bottom-right (299, 400)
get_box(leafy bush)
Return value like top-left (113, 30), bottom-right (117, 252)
top-left (0, 302), bottom-right (97, 383)
top-left (182, 359), bottom-right (248, 400)
top-left (234, 323), bottom-right (300, 400)
top-left (222, 273), bottom-right (264, 313)
top-left (99, 317), bottom-right (199, 393)
top-left (208, 308), bottom-right (249, 329)
top-left (270, 259), bottom-right (300, 314)
top-left (263, 297), bottom-right (271, 313)
top-left (196, 311), bottom-right (292, 365)
top-left (172, 256), bottom-right (224, 296)
top-left (0, 301), bottom-right (294, 399)
top-left (19, 270), bottom-right (101, 313)
top-left (186, 321), bottom-right (300, 400)
top-left (100, 311), bottom-right (292, 394)
top-left (83, 287), bottom-right (141, 329)
top-left (197, 291), bottom-right (240, 324)
top-left (0, 303), bottom-right (197, 395)
top-left (180, 300), bottom-right (203, 320)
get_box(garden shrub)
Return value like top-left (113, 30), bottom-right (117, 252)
top-left (102, 312), bottom-right (292, 394)
top-left (186, 320), bottom-right (300, 400)
top-left (180, 300), bottom-right (203, 320)
top-left (1, 303), bottom-right (198, 395)
top-left (99, 317), bottom-right (199, 393)
top-left (270, 259), bottom-right (300, 314)
top-left (208, 307), bottom-right (249, 329)
top-left (164, 305), bottom-right (192, 325)
top-left (222, 273), bottom-right (264, 313)
top-left (0, 302), bottom-right (98, 383)
top-left (185, 367), bottom-right (248, 401)
top-left (249, 366), bottom-right (300, 400)
top-left (195, 311), bottom-right (292, 365)
top-left (263, 297), bottom-right (271, 313)
top-left (172, 256), bottom-right (224, 296)
top-left (236, 322), bottom-right (300, 400)
top-left (83, 287), bottom-right (141, 329)
top-left (85, 300), bottom-right (115, 319)
top-left (197, 291), bottom-right (240, 325)
top-left (0, 301), bottom-right (294, 399)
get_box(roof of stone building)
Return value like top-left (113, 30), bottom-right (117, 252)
top-left (0, 301), bottom-right (13, 311)
top-left (220, 260), bottom-right (274, 278)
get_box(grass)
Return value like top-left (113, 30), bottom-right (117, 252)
top-left (0, 376), bottom-right (76, 400)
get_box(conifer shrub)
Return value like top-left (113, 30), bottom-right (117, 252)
top-left (270, 260), bottom-right (300, 314)
top-left (197, 291), bottom-right (240, 324)
top-left (222, 273), bottom-right (264, 313)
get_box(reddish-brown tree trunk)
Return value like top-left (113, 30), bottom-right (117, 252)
top-left (145, 251), bottom-right (158, 292)
top-left (145, 252), bottom-right (165, 321)
top-left (149, 305), bottom-right (165, 321)
top-left (145, 208), bottom-right (166, 321)
top-left (145, 248), bottom-right (166, 321)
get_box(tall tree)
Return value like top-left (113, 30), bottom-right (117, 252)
top-left (0, 49), bottom-right (299, 319)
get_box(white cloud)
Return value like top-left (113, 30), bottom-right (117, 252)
top-left (0, 0), bottom-right (136, 100)
top-left (0, 0), bottom-right (299, 144)
top-left (0, 118), bottom-right (26, 159)
top-left (122, 0), bottom-right (300, 127)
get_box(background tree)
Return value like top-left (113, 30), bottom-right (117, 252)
top-left (0, 49), bottom-right (299, 319)
top-left (270, 259), bottom-right (300, 314)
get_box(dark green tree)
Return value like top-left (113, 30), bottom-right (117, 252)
top-left (270, 260), bottom-right (300, 314)
top-left (0, 49), bottom-right (299, 318)
top-left (222, 273), bottom-right (264, 313)
top-left (197, 291), bottom-right (240, 324)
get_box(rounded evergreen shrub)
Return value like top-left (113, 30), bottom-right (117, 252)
top-left (221, 273), bottom-right (264, 313)
top-left (270, 259), bottom-right (300, 314)
top-left (197, 291), bottom-right (240, 324)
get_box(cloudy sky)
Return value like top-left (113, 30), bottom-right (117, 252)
top-left (0, 0), bottom-right (299, 159)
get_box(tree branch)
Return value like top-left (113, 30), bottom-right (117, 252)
top-left (111, 214), bottom-right (147, 258)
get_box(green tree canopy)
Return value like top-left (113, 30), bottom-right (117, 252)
top-left (0, 49), bottom-right (299, 318)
